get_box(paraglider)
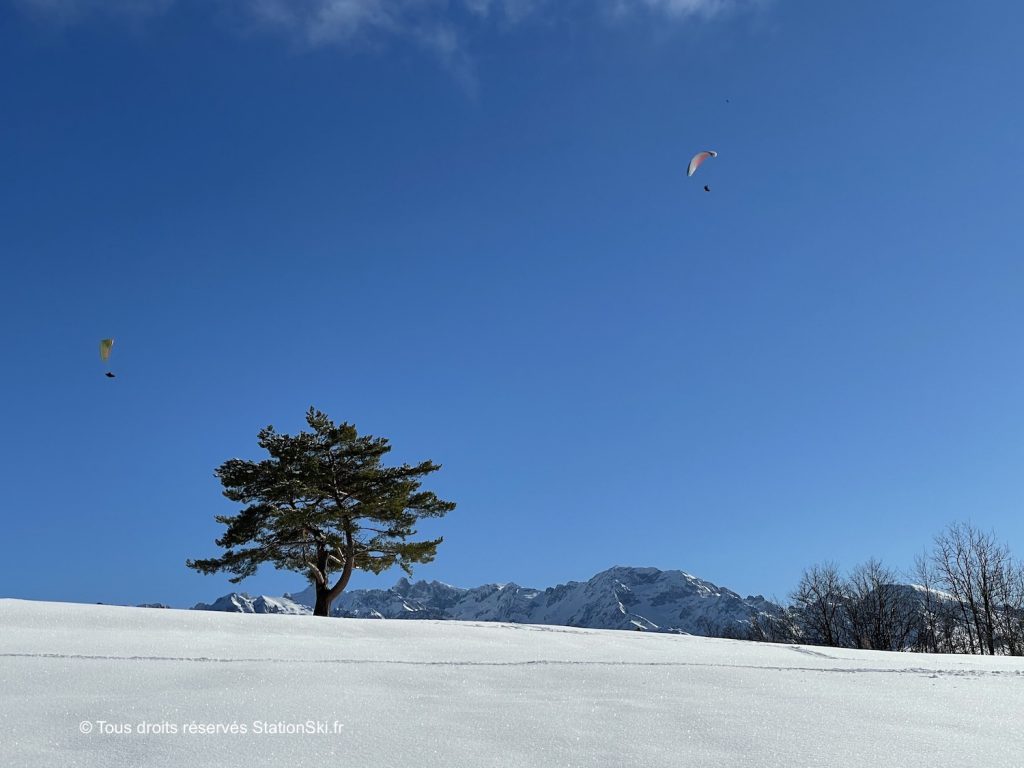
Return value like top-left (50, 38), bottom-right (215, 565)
top-left (99, 338), bottom-right (115, 378)
top-left (704, 185), bottom-right (711, 193)
top-left (687, 150), bottom-right (717, 177)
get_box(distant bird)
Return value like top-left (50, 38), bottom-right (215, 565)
top-left (105, 372), bottom-right (116, 378)
top-left (704, 185), bottom-right (711, 192)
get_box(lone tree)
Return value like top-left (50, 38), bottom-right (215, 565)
top-left (187, 408), bottom-right (455, 616)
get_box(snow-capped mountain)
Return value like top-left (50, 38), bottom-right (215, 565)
top-left (196, 566), bottom-right (783, 635)
top-left (193, 593), bottom-right (310, 615)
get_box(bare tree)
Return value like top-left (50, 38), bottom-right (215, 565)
top-left (698, 617), bottom-right (752, 641)
top-left (909, 551), bottom-right (955, 653)
top-left (990, 550), bottom-right (1024, 656)
top-left (790, 563), bottom-right (849, 647)
top-left (767, 524), bottom-right (1023, 657)
top-left (845, 558), bottom-right (918, 651)
top-left (932, 523), bottom-right (984, 653)
top-left (746, 599), bottom-right (798, 644)
top-left (930, 522), bottom-right (1017, 655)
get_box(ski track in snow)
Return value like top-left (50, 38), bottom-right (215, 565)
top-left (788, 645), bottom-right (837, 659)
top-left (2, 651), bottom-right (1021, 678)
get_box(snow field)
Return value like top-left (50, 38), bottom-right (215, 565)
top-left (2, 599), bottom-right (1023, 767)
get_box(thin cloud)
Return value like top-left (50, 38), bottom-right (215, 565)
top-left (12, 0), bottom-right (767, 85)
top-left (635, 0), bottom-right (747, 18)
top-left (14, 0), bottom-right (761, 36)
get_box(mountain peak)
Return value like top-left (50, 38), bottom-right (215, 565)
top-left (196, 566), bottom-right (783, 634)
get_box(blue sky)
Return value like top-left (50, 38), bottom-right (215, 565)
top-left (2, 0), bottom-right (1023, 608)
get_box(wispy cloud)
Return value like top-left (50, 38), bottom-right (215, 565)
top-left (629, 0), bottom-right (750, 18)
top-left (12, 0), bottom-right (766, 87)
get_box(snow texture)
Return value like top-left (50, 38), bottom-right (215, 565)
top-left (2, 598), bottom-right (1023, 767)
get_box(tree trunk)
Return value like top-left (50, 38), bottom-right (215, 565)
top-left (313, 546), bottom-right (333, 617)
top-left (313, 533), bottom-right (356, 617)
top-left (314, 584), bottom-right (333, 617)
top-left (323, 532), bottom-right (356, 610)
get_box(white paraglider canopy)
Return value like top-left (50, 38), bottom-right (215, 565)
top-left (687, 150), bottom-right (717, 177)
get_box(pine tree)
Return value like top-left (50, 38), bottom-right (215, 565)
top-left (187, 408), bottom-right (455, 616)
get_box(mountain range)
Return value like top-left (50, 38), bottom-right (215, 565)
top-left (193, 565), bottom-right (783, 636)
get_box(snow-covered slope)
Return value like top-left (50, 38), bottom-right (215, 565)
top-left (2, 599), bottom-right (1023, 767)
top-left (246, 566), bottom-right (781, 635)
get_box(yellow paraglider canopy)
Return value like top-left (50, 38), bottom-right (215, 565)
top-left (99, 338), bottom-right (114, 362)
